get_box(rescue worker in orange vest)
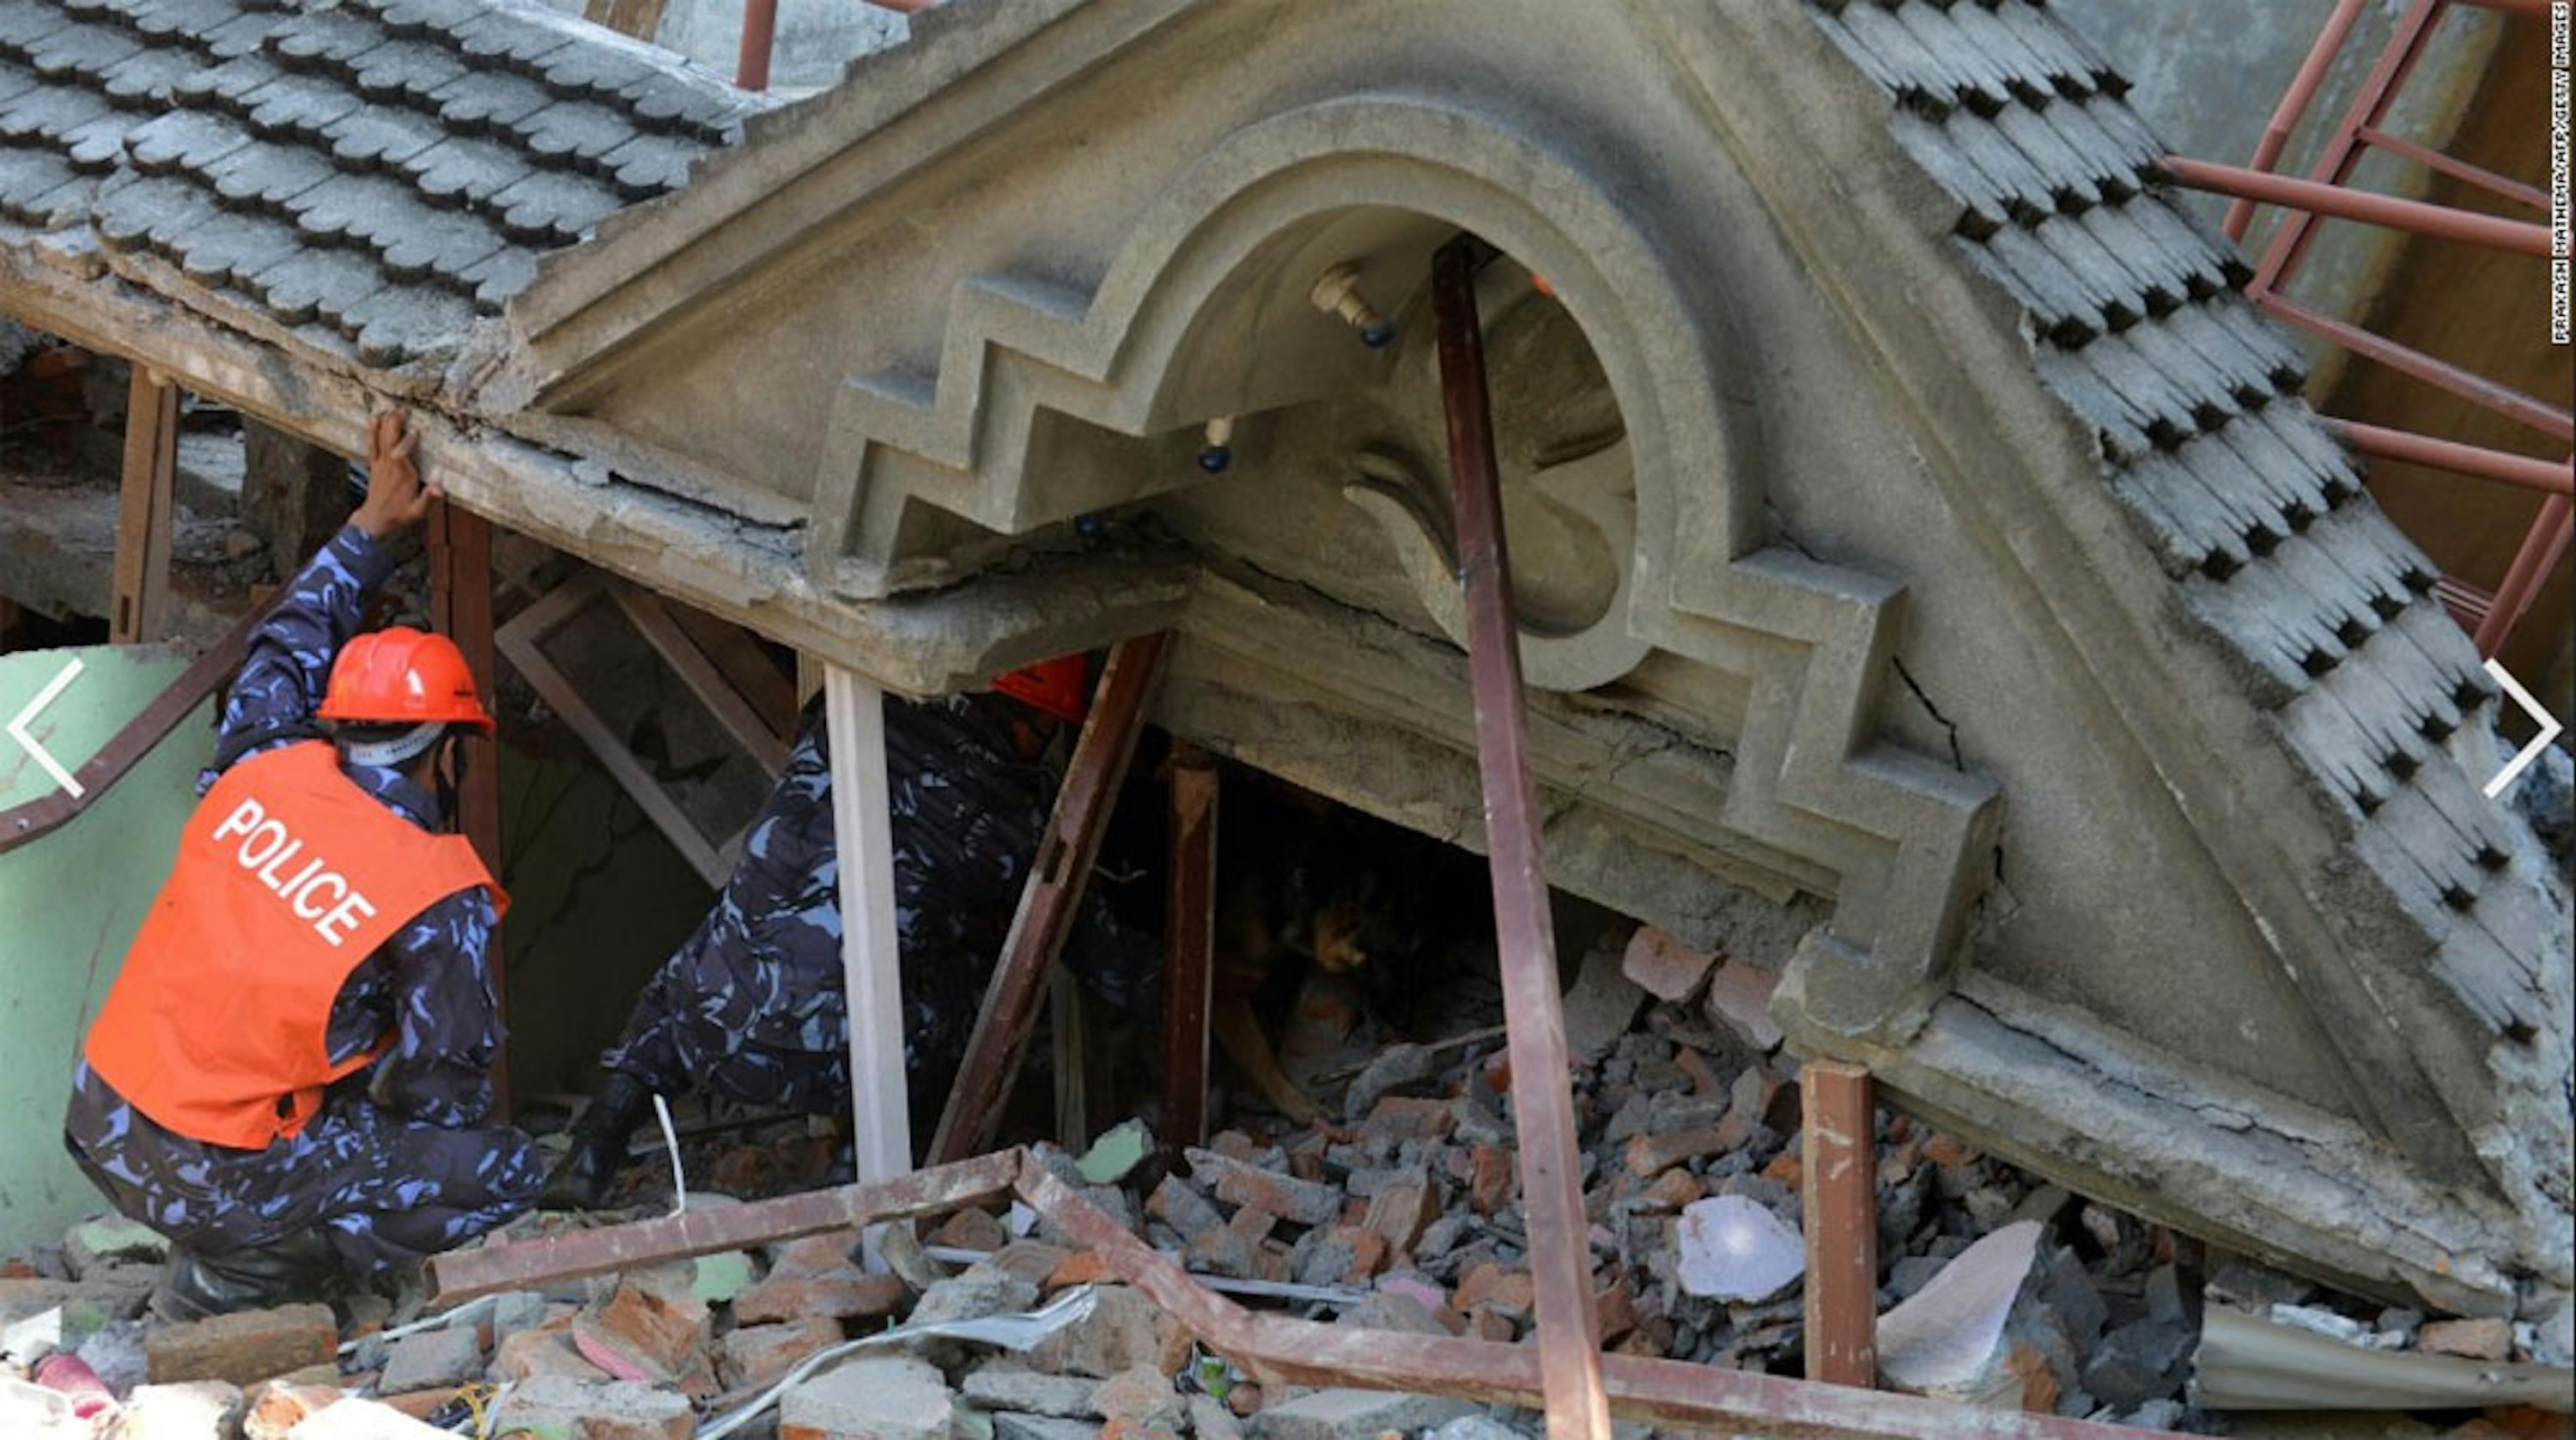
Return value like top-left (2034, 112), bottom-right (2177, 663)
top-left (64, 410), bottom-right (542, 1320)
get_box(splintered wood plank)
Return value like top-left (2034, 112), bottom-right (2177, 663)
top-left (111, 368), bottom-right (179, 645)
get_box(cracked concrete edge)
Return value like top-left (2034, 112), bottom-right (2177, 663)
top-left (1776, 964), bottom-right (2555, 1318)
top-left (0, 234), bottom-right (1188, 695)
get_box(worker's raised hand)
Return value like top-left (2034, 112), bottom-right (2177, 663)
top-left (352, 408), bottom-right (438, 540)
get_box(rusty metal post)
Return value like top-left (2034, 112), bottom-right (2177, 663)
top-left (1431, 234), bottom-right (1612, 1440)
top-left (111, 368), bottom-right (178, 646)
top-left (1163, 741), bottom-right (1218, 1150)
top-left (1802, 1061), bottom-right (1879, 1388)
top-left (428, 498), bottom-right (509, 1117)
top-left (733, 0), bottom-right (775, 90)
top-left (2474, 494), bottom-right (2573, 658)
top-left (432, 1150), bottom-right (1021, 1302)
top-left (928, 633), bottom-right (1169, 1164)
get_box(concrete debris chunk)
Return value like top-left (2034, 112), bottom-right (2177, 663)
top-left (2081, 1317), bottom-right (2192, 1409)
top-left (962, 1362), bottom-right (1103, 1418)
top-left (993, 1417), bottom-right (1102, 1440)
top-left (1874, 1220), bottom-right (2042, 1405)
top-left (284, 1397), bottom-right (450, 1437)
top-left (116, 1379), bottom-right (244, 1438)
top-left (1251, 1388), bottom-right (1474, 1440)
top-left (375, 1324), bottom-right (483, 1394)
top-left (1027, 1285), bottom-right (1190, 1379)
top-left (488, 1374), bottom-right (696, 1440)
top-left (720, 1317), bottom-right (847, 1392)
top-left (1343, 1042), bottom-right (1441, 1121)
top-left (779, 1352), bottom-right (955, 1440)
top-left (1187, 1149), bottom-right (1343, 1227)
top-left (1089, 1364), bottom-right (1184, 1429)
top-left (1559, 934), bottom-right (1647, 1065)
top-left (1674, 1195), bottom-right (1804, 1303)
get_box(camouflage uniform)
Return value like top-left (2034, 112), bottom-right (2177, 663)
top-left (602, 692), bottom-right (1157, 1133)
top-left (61, 526), bottom-right (541, 1277)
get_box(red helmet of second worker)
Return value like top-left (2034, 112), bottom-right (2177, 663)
top-left (317, 627), bottom-right (495, 733)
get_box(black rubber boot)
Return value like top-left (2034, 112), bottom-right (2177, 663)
top-left (539, 1071), bottom-right (655, 1212)
top-left (151, 1230), bottom-right (341, 1322)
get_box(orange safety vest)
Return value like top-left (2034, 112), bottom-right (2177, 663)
top-left (84, 741), bottom-right (507, 1151)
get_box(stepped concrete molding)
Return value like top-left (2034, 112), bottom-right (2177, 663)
top-left (2, 0), bottom-right (2566, 1318)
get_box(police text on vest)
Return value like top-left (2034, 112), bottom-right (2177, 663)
top-left (211, 798), bottom-right (379, 946)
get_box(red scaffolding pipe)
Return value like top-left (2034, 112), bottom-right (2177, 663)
top-left (2225, 0), bottom-right (2371, 242)
top-left (733, 0), bottom-right (776, 90)
top-left (2161, 155), bottom-right (2553, 258)
top-left (2325, 420), bottom-right (2574, 495)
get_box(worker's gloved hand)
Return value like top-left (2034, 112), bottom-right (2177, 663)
top-left (351, 408), bottom-right (438, 540)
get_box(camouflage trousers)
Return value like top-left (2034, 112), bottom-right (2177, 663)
top-left (64, 1078), bottom-right (543, 1277)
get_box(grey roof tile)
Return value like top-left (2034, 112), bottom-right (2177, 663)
top-left (249, 242), bottom-right (390, 324)
top-left (122, 106), bottom-right (251, 173)
top-left (0, 0), bottom-right (78, 50)
top-left (198, 131), bottom-right (336, 207)
top-left (429, 67), bottom-right (555, 131)
top-left (485, 163), bottom-right (617, 242)
top-left (342, 36), bottom-right (466, 103)
top-left (321, 99), bottom-right (447, 171)
top-left (2, 0), bottom-right (750, 372)
top-left (407, 131), bottom-right (531, 205)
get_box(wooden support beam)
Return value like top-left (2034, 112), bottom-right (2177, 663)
top-left (1162, 742), bottom-right (1218, 1151)
top-left (928, 633), bottom-right (1168, 1164)
top-left (111, 368), bottom-right (178, 645)
top-left (1801, 1060), bottom-right (1879, 1388)
top-left (1048, 966), bottom-right (1108, 1151)
top-left (428, 498), bottom-right (509, 1117)
top-left (824, 664), bottom-right (911, 1184)
top-left (1432, 237), bottom-right (1610, 1440)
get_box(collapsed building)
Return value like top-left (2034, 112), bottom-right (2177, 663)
top-left (0, 0), bottom-right (2568, 1420)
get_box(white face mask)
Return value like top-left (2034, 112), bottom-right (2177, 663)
top-left (338, 721), bottom-right (447, 769)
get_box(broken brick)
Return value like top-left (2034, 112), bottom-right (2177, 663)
top-left (1639, 1168), bottom-right (1704, 1211)
top-left (1346, 1228), bottom-right (1389, 1280)
top-left (2419, 1316), bottom-right (2512, 1361)
top-left (1621, 926), bottom-right (1717, 1000)
top-left (769, 1231), bottom-right (862, 1278)
top-left (491, 1328), bottom-right (608, 1386)
top-left (1702, 959), bottom-right (1783, 1052)
top-left (1468, 1145), bottom-right (1516, 1216)
top-left (1045, 1250), bottom-right (1114, 1291)
top-left (573, 1279), bottom-right (706, 1388)
top-left (1361, 1173), bottom-right (1437, 1252)
top-left (932, 1207), bottom-right (1011, 1253)
top-left (1674, 1046), bottom-right (1724, 1097)
top-left (1625, 1125), bottom-right (1724, 1178)
top-left (1452, 1263), bottom-right (1534, 1316)
top-left (1761, 1151), bottom-right (1804, 1192)
top-left (733, 1268), bottom-right (906, 1325)
top-left (244, 1380), bottom-right (341, 1440)
top-left (146, 1303), bottom-right (337, 1386)
top-left (1188, 1149), bottom-right (1341, 1226)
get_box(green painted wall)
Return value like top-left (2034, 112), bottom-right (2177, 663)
top-left (0, 644), bottom-right (210, 1255)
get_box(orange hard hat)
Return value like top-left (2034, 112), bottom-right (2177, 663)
top-left (318, 627), bottom-right (495, 733)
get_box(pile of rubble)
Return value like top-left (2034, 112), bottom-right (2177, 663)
top-left (7, 922), bottom-right (2572, 1439)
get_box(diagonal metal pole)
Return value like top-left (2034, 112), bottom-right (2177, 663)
top-left (927, 632), bottom-right (1169, 1164)
top-left (1431, 235), bottom-right (1612, 1440)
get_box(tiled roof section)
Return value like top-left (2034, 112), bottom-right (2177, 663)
top-left (1807, 0), bottom-right (2544, 1033)
top-left (0, 0), bottom-right (753, 368)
